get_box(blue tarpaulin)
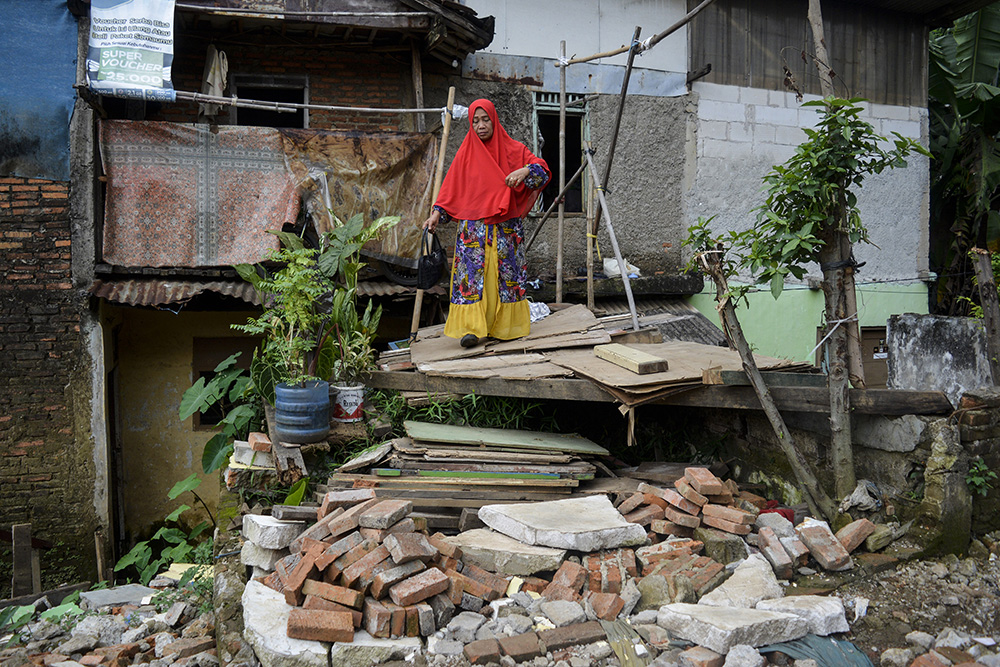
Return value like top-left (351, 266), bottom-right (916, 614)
top-left (0, 0), bottom-right (78, 181)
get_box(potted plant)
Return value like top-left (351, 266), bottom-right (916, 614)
top-left (234, 213), bottom-right (399, 441)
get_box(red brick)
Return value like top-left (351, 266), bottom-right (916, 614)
top-left (550, 560), bottom-right (587, 592)
top-left (355, 557), bottom-right (398, 594)
top-left (383, 600), bottom-right (406, 637)
top-left (359, 517), bottom-right (418, 542)
top-left (428, 533), bottom-right (463, 560)
top-left (910, 654), bottom-right (947, 667)
top-left (248, 432), bottom-right (271, 452)
top-left (641, 483), bottom-right (702, 516)
top-left (615, 492), bottom-right (646, 514)
top-left (372, 560), bottom-right (426, 599)
top-left (464, 638), bottom-right (502, 665)
top-left (589, 592), bottom-right (624, 620)
top-left (537, 621), bottom-right (606, 651)
top-left (359, 499), bottom-right (413, 529)
top-left (702, 504), bottom-right (755, 525)
top-left (737, 491), bottom-right (768, 510)
top-left (78, 656), bottom-right (104, 666)
top-left (663, 505), bottom-right (702, 528)
top-left (384, 532), bottom-right (437, 564)
top-left (302, 596), bottom-right (362, 627)
top-left (679, 645), bottom-right (724, 667)
top-left (650, 520), bottom-right (695, 538)
top-left (541, 582), bottom-right (578, 601)
top-left (498, 633), bottom-right (542, 662)
top-left (292, 498), bottom-right (379, 550)
top-left (758, 527), bottom-right (794, 579)
top-left (301, 579), bottom-right (364, 609)
top-left (520, 576), bottom-right (549, 594)
top-left (701, 515), bottom-right (751, 535)
top-left (796, 521), bottom-right (853, 571)
top-left (333, 539), bottom-right (380, 572)
top-left (445, 571), bottom-right (465, 603)
top-left (319, 489), bottom-right (377, 518)
top-left (159, 637), bottom-right (215, 659)
top-left (317, 531), bottom-right (364, 569)
top-left (642, 493), bottom-right (669, 509)
top-left (404, 605), bottom-right (420, 637)
top-left (835, 518), bottom-right (877, 553)
top-left (705, 492), bottom-right (734, 505)
top-left (635, 540), bottom-right (703, 568)
top-left (684, 467), bottom-right (724, 495)
top-left (363, 598), bottom-right (391, 638)
top-left (623, 504), bottom-right (663, 526)
top-left (459, 562), bottom-right (509, 599)
top-left (341, 545), bottom-right (391, 588)
top-left (389, 567), bottom-right (450, 606)
top-left (286, 608), bottom-right (354, 643)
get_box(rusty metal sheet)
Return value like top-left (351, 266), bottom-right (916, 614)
top-left (90, 279), bottom-right (259, 306)
top-left (280, 129), bottom-right (437, 269)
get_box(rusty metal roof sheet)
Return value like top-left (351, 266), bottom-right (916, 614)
top-left (90, 279), bottom-right (260, 306)
top-left (595, 296), bottom-right (728, 348)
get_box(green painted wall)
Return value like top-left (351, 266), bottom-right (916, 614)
top-left (689, 282), bottom-right (930, 362)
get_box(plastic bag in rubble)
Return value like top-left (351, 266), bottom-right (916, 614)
top-left (528, 301), bottom-right (550, 323)
top-left (603, 257), bottom-right (641, 278)
top-left (838, 479), bottom-right (882, 514)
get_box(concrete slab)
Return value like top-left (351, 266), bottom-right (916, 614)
top-left (478, 496), bottom-right (647, 552)
top-left (755, 595), bottom-right (849, 635)
top-left (657, 603), bottom-right (809, 653)
top-left (445, 529), bottom-right (567, 576)
top-left (698, 554), bottom-right (783, 609)
top-left (242, 580), bottom-right (328, 667)
top-left (328, 630), bottom-right (422, 667)
top-left (80, 584), bottom-right (157, 610)
top-left (243, 514), bottom-right (306, 550)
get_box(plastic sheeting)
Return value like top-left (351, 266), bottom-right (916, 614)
top-left (759, 634), bottom-right (875, 667)
top-left (0, 0), bottom-right (78, 180)
top-left (279, 129), bottom-right (437, 269)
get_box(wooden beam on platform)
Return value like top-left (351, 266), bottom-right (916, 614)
top-left (655, 386), bottom-right (952, 415)
top-left (702, 368), bottom-right (827, 388)
top-left (369, 370), bottom-right (616, 403)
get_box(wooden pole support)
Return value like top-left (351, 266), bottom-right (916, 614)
top-left (556, 40), bottom-right (567, 304)
top-left (12, 523), bottom-right (33, 597)
top-left (973, 248), bottom-right (1000, 384)
top-left (410, 86), bottom-right (455, 341)
top-left (523, 161), bottom-right (587, 252)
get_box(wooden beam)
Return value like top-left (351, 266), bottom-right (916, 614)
top-left (655, 386), bottom-right (952, 415)
top-left (594, 343), bottom-right (670, 374)
top-left (973, 247), bottom-right (1000, 384)
top-left (12, 524), bottom-right (33, 597)
top-left (368, 370), bottom-right (616, 403)
top-left (702, 369), bottom-right (827, 388)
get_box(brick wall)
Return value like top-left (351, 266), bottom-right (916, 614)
top-left (0, 175), bottom-right (95, 589)
top-left (148, 40), bottom-right (411, 132)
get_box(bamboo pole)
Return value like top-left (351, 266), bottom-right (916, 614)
top-left (699, 247), bottom-right (836, 521)
top-left (973, 248), bottom-right (1000, 384)
top-left (174, 90), bottom-right (443, 115)
top-left (555, 1), bottom-right (716, 67)
top-left (523, 161), bottom-right (586, 252)
top-left (586, 171), bottom-right (596, 310)
top-left (584, 145), bottom-right (639, 331)
top-left (557, 41), bottom-right (567, 304)
top-left (410, 86), bottom-right (455, 340)
top-left (591, 26), bottom-right (641, 249)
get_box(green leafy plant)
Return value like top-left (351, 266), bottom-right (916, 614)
top-left (179, 353), bottom-right (261, 473)
top-left (967, 457), bottom-right (998, 497)
top-left (0, 591), bottom-right (85, 648)
top-left (114, 475), bottom-right (213, 585)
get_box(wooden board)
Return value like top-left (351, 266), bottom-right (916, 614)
top-left (416, 353), bottom-right (547, 374)
top-left (403, 420), bottom-right (610, 455)
top-left (316, 483), bottom-right (573, 502)
top-left (654, 385), bottom-right (954, 415)
top-left (369, 371), bottom-right (617, 403)
top-left (594, 343), bottom-right (670, 374)
top-left (388, 457), bottom-right (594, 475)
top-left (702, 368), bottom-right (827, 387)
top-left (374, 468), bottom-right (570, 481)
top-left (490, 329), bottom-right (611, 354)
top-left (327, 472), bottom-right (578, 488)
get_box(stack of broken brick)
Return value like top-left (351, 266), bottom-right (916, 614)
top-left (615, 466), bottom-right (879, 579)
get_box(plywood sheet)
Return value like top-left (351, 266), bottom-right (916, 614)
top-left (403, 420), bottom-right (610, 455)
top-left (490, 329), bottom-right (612, 354)
top-left (546, 341), bottom-right (808, 390)
top-left (417, 353), bottom-right (547, 374)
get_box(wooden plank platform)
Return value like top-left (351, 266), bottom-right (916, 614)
top-left (368, 370), bottom-right (952, 415)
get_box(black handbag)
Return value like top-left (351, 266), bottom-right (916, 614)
top-left (417, 229), bottom-right (447, 290)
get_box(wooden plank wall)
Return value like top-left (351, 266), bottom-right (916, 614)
top-left (688, 0), bottom-right (928, 107)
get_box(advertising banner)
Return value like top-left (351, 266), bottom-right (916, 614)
top-left (86, 0), bottom-right (176, 102)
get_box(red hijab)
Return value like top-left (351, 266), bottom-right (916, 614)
top-left (434, 99), bottom-right (549, 223)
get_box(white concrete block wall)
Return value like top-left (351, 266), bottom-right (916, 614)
top-left (687, 82), bottom-right (929, 283)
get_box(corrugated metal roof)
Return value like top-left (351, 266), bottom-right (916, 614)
top-left (90, 279), bottom-right (260, 307)
top-left (595, 296), bottom-right (728, 348)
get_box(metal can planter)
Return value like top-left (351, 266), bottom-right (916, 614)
top-left (332, 384), bottom-right (365, 423)
top-left (274, 380), bottom-right (330, 444)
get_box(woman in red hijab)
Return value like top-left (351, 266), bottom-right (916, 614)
top-left (423, 99), bottom-right (550, 348)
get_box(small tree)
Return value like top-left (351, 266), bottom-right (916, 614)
top-left (689, 97), bottom-right (929, 507)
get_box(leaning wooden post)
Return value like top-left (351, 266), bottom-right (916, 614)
top-left (586, 174), bottom-right (597, 310)
top-left (523, 161), bottom-right (587, 252)
top-left (584, 145), bottom-right (639, 330)
top-left (12, 523), bottom-right (35, 597)
top-left (556, 40), bottom-right (567, 304)
top-left (973, 248), bottom-right (1000, 384)
top-left (410, 41), bottom-right (426, 133)
top-left (699, 248), bottom-right (836, 521)
top-left (410, 86), bottom-right (455, 340)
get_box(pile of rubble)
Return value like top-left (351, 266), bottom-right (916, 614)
top-left (0, 582), bottom-right (223, 667)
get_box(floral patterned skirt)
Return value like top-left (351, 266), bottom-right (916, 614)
top-left (443, 218), bottom-right (530, 341)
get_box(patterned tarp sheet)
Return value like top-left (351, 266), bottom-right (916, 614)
top-left (280, 129), bottom-right (437, 268)
top-left (100, 121), bottom-right (300, 267)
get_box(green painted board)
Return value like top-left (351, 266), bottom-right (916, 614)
top-left (403, 420), bottom-right (610, 456)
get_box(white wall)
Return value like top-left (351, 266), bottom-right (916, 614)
top-left (687, 81), bottom-right (930, 283)
top-left (462, 0), bottom-right (687, 75)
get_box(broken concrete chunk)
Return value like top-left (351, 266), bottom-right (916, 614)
top-left (656, 603), bottom-right (809, 653)
top-left (539, 600), bottom-right (587, 627)
top-left (243, 514), bottom-right (306, 551)
top-left (446, 529), bottom-right (567, 576)
top-left (241, 541), bottom-right (288, 572)
top-left (234, 441), bottom-right (275, 468)
top-left (755, 595), bottom-right (849, 635)
top-left (478, 495), bottom-right (647, 552)
top-left (754, 512), bottom-right (795, 539)
top-left (693, 526), bottom-right (748, 565)
top-left (698, 554), bottom-right (783, 609)
top-left (242, 580), bottom-right (328, 667)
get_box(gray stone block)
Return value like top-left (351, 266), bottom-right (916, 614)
top-left (242, 514), bottom-right (306, 550)
top-left (539, 600), bottom-right (586, 627)
top-left (657, 603), bottom-right (809, 653)
top-left (698, 554), bottom-right (782, 609)
top-left (446, 529), bottom-right (567, 576)
top-left (240, 540), bottom-right (288, 571)
top-left (478, 495), bottom-right (646, 552)
top-left (755, 595), bottom-right (849, 635)
top-left (241, 580), bottom-right (327, 667)
top-left (79, 584), bottom-right (157, 612)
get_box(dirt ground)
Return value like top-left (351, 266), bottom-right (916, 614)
top-left (830, 540), bottom-right (1000, 662)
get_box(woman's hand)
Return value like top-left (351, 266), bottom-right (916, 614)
top-left (422, 209), bottom-right (441, 233)
top-left (505, 166), bottom-right (530, 188)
